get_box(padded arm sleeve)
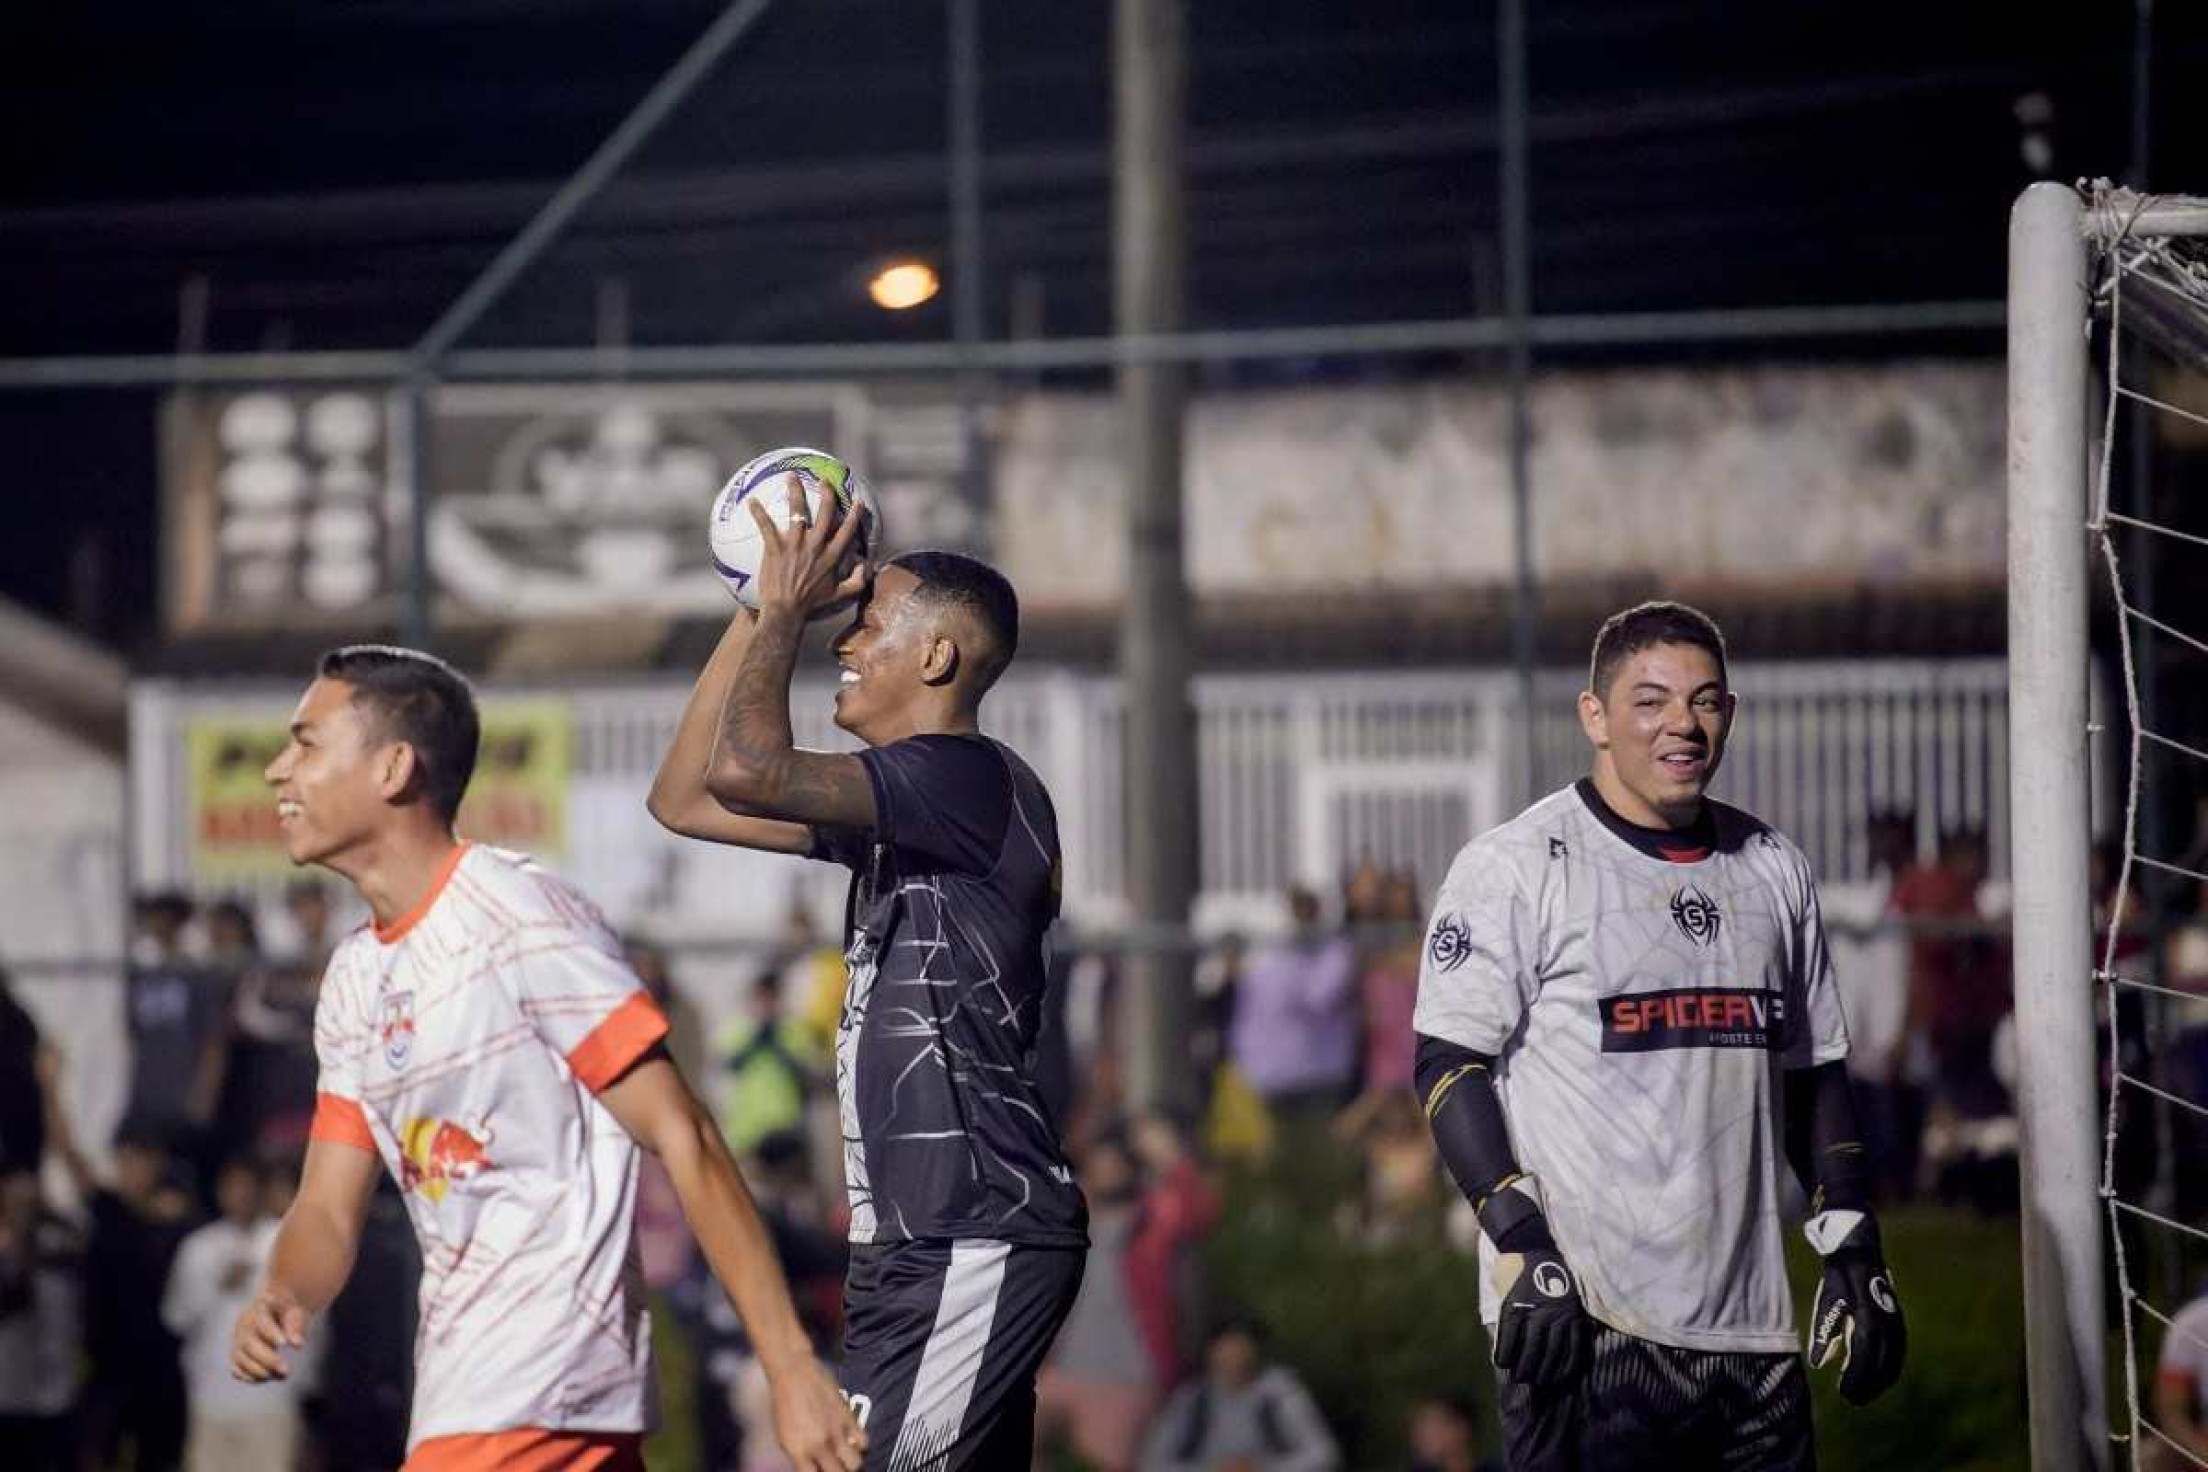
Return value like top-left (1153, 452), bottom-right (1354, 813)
top-left (1784, 1059), bottom-right (1872, 1215)
top-left (1416, 1032), bottom-right (1553, 1252)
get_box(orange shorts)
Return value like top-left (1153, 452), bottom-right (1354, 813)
top-left (403, 1429), bottom-right (645, 1471)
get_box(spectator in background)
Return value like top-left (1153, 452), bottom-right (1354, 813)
top-left (1897, 828), bottom-right (2008, 1114)
top-left (715, 970), bottom-right (820, 1160)
top-left (1407, 1392), bottom-right (1488, 1472)
top-left (0, 966), bottom-right (44, 1178)
top-left (52, 1102), bottom-right (196, 1472)
top-left (1330, 1089), bottom-right (1443, 1247)
top-left (625, 937), bottom-right (710, 1090)
top-left (124, 893), bottom-right (230, 1153)
top-left (1352, 868), bottom-right (1423, 1105)
top-left (772, 900), bottom-right (854, 1196)
top-left (0, 1168), bottom-right (84, 1471)
top-left (203, 898), bottom-right (259, 978)
top-left (1897, 826), bottom-right (2014, 1203)
top-left (1041, 1130), bottom-right (1159, 1472)
top-left (625, 939), bottom-right (703, 1295)
top-left (689, 1131), bottom-right (846, 1472)
top-left (1138, 1317), bottom-right (1340, 1472)
top-left (778, 896), bottom-right (847, 1063)
top-left (2163, 880), bottom-right (2208, 1222)
top-left (225, 882), bottom-right (333, 1157)
top-left (1041, 1117), bottom-right (1222, 1472)
top-left (164, 1156), bottom-right (304, 1472)
top-left (2153, 1282), bottom-right (2208, 1470)
top-left (1826, 809), bottom-right (1921, 1200)
top-left (1228, 887), bottom-right (1360, 1122)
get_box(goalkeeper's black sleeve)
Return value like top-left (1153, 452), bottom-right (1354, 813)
top-left (1788, 1060), bottom-right (1905, 1404)
top-left (1416, 1032), bottom-right (1551, 1251)
top-left (1419, 1032), bottom-right (1591, 1389)
top-left (1783, 1059), bottom-right (1872, 1213)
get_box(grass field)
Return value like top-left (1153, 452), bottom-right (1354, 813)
top-left (645, 1183), bottom-right (2037, 1470)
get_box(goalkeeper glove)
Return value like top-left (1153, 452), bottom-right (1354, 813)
top-left (1804, 1208), bottom-right (1905, 1405)
top-left (1482, 1177), bottom-right (1590, 1389)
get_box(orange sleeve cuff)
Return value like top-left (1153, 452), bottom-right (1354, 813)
top-left (565, 991), bottom-right (671, 1093)
top-left (309, 1092), bottom-right (377, 1154)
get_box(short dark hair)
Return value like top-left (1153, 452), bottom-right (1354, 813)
top-left (1588, 601), bottom-right (1728, 701)
top-left (318, 645), bottom-right (481, 823)
top-left (887, 550), bottom-right (1020, 692)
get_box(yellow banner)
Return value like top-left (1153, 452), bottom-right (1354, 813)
top-left (186, 700), bottom-right (571, 884)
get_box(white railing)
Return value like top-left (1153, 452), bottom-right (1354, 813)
top-left (131, 657), bottom-right (2026, 940)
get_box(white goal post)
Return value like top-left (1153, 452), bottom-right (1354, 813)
top-left (2010, 180), bottom-right (2208, 1472)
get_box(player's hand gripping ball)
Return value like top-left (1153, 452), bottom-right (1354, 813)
top-left (1805, 1210), bottom-right (1906, 1405)
top-left (1491, 1242), bottom-right (1592, 1389)
top-left (708, 447), bottom-right (879, 616)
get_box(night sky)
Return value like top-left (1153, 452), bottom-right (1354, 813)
top-left (0, 1), bottom-right (2198, 652)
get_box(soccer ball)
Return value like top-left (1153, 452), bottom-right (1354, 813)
top-left (707, 446), bottom-right (879, 612)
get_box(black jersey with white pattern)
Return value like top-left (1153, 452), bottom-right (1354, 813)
top-left (813, 734), bottom-right (1087, 1248)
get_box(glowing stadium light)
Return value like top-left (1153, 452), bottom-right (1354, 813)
top-left (867, 261), bottom-right (940, 310)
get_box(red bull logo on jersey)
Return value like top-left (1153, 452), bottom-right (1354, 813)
top-left (398, 1117), bottom-right (493, 1202)
top-left (1599, 986), bottom-right (1788, 1053)
top-left (380, 990), bottom-right (416, 1068)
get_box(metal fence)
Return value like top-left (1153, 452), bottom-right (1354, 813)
top-left (134, 656), bottom-right (2028, 942)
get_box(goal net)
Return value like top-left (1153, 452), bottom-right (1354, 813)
top-left (2011, 180), bottom-right (2208, 1472)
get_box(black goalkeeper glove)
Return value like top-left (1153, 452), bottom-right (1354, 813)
top-left (1804, 1209), bottom-right (1906, 1405)
top-left (1482, 1179), bottom-right (1590, 1389)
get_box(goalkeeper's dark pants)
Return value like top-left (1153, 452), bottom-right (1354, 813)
top-left (1499, 1322), bottom-right (1813, 1471)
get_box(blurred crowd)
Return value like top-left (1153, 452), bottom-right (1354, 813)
top-left (9, 805), bottom-right (2208, 1471)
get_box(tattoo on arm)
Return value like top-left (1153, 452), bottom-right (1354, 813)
top-left (711, 609), bottom-right (877, 827)
top-left (717, 608), bottom-right (802, 770)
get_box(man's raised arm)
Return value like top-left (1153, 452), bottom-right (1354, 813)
top-left (701, 488), bottom-right (878, 833)
top-left (647, 610), bottom-right (819, 854)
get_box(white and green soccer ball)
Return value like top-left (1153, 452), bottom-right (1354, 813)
top-left (707, 446), bottom-right (879, 612)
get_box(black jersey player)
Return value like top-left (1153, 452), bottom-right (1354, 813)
top-left (649, 477), bottom-right (1084, 1470)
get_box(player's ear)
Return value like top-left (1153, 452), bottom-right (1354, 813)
top-left (375, 740), bottom-right (420, 804)
top-left (1577, 689), bottom-right (1610, 751)
top-left (920, 632), bottom-right (960, 688)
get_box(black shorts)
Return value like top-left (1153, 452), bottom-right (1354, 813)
top-left (1499, 1322), bottom-right (1812, 1472)
top-left (839, 1237), bottom-right (1084, 1472)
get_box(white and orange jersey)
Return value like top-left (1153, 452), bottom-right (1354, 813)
top-left (308, 843), bottom-right (669, 1454)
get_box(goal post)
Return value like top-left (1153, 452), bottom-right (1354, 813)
top-left (2011, 180), bottom-right (2208, 1472)
top-left (2007, 179), bottom-right (2106, 1472)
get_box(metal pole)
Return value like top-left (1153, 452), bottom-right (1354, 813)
top-left (396, 0), bottom-right (774, 648)
top-left (0, 301), bottom-right (2015, 390)
top-left (948, 0), bottom-right (988, 543)
top-left (1498, 0), bottom-right (1538, 801)
top-left (2007, 181), bottom-right (2107, 1472)
top-left (401, 375), bottom-right (435, 650)
top-left (1114, 0), bottom-right (1197, 1119)
top-left (410, 0), bottom-right (776, 365)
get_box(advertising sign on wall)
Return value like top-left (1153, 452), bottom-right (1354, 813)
top-left (184, 699), bottom-right (573, 883)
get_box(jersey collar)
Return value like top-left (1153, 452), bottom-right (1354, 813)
top-left (1573, 778), bottom-right (1715, 864)
top-left (374, 841), bottom-right (472, 945)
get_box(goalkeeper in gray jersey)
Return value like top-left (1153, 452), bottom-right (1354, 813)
top-left (1414, 602), bottom-right (1903, 1470)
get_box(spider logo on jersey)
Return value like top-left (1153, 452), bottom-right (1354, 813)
top-left (1669, 885), bottom-right (1721, 945)
top-left (1428, 913), bottom-right (1473, 972)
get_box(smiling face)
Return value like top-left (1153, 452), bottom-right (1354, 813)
top-left (262, 676), bottom-right (401, 870)
top-left (828, 564), bottom-right (938, 744)
top-left (1578, 641), bottom-right (1735, 829)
